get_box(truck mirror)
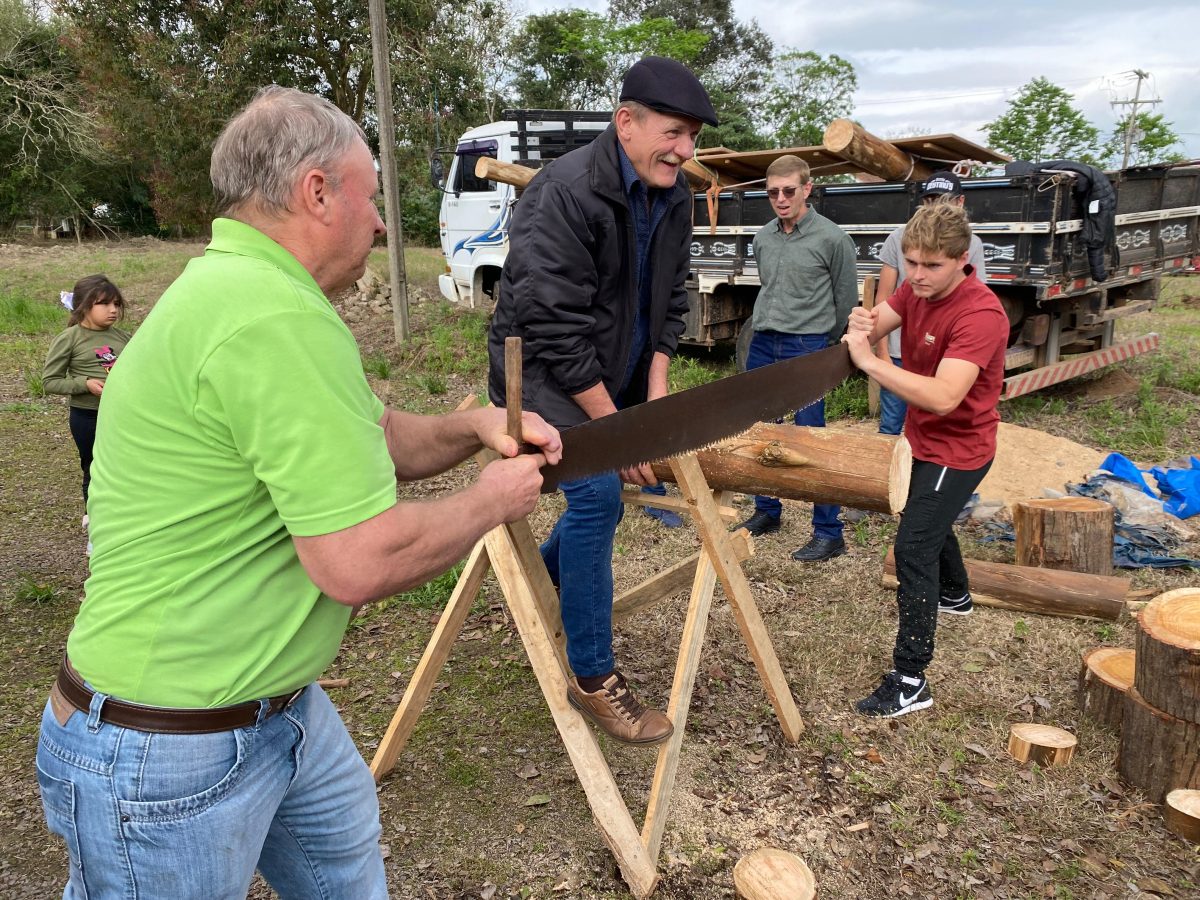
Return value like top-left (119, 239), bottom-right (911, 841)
top-left (429, 156), bottom-right (445, 190)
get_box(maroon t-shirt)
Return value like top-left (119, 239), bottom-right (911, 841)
top-left (885, 270), bottom-right (1008, 469)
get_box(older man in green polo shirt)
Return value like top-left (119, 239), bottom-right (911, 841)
top-left (35, 86), bottom-right (560, 899)
top-left (736, 154), bottom-right (858, 562)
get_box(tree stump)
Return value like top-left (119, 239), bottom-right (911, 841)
top-left (1134, 588), bottom-right (1200, 723)
top-left (1007, 723), bottom-right (1077, 767)
top-left (1014, 497), bottom-right (1114, 575)
top-left (1165, 789), bottom-right (1200, 843)
top-left (1119, 686), bottom-right (1200, 804)
top-left (1077, 647), bottom-right (1135, 731)
top-left (733, 848), bottom-right (817, 900)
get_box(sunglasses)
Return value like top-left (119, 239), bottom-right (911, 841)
top-left (766, 186), bottom-right (799, 199)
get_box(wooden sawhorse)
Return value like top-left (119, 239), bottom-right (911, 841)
top-left (368, 437), bottom-right (803, 897)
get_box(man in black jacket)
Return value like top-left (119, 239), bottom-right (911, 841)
top-left (488, 57), bottom-right (717, 745)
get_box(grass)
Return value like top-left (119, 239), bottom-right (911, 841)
top-left (12, 575), bottom-right (62, 604)
top-left (0, 292), bottom-right (66, 335)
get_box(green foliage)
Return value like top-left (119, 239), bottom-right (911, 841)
top-left (394, 561), bottom-right (469, 611)
top-left (1104, 112), bottom-right (1186, 168)
top-left (669, 353), bottom-right (730, 392)
top-left (764, 51), bottom-right (857, 148)
top-left (826, 373), bottom-right (869, 420)
top-left (983, 77), bottom-right (1103, 165)
top-left (1083, 380), bottom-right (1193, 456)
top-left (0, 292), bottom-right (64, 335)
top-left (13, 575), bottom-right (61, 604)
top-left (363, 354), bottom-right (392, 380)
top-left (510, 10), bottom-right (709, 109)
top-left (401, 184), bottom-right (442, 247)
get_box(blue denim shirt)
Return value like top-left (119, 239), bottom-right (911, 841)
top-left (617, 143), bottom-right (669, 398)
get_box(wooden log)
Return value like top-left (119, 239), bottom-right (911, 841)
top-left (733, 848), bottom-right (817, 900)
top-left (1014, 497), bottom-right (1114, 575)
top-left (1165, 789), bottom-right (1200, 843)
top-left (1119, 686), bottom-right (1200, 804)
top-left (1134, 588), bottom-right (1200, 723)
top-left (822, 119), bottom-right (933, 182)
top-left (1077, 647), bottom-right (1134, 731)
top-left (651, 424), bottom-right (911, 515)
top-left (475, 155), bottom-right (535, 189)
top-left (882, 548), bottom-right (1129, 621)
top-left (1007, 723), bottom-right (1077, 767)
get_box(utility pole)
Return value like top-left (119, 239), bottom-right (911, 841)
top-left (1111, 69), bottom-right (1161, 170)
top-left (368, 0), bottom-right (410, 343)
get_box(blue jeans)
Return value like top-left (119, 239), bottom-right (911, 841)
top-left (36, 682), bottom-right (387, 899)
top-left (745, 330), bottom-right (842, 540)
top-left (541, 471), bottom-right (624, 678)
top-left (878, 357), bottom-right (906, 436)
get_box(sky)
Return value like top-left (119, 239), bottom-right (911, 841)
top-left (518, 0), bottom-right (1200, 161)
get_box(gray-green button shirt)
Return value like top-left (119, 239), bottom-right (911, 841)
top-left (750, 208), bottom-right (859, 339)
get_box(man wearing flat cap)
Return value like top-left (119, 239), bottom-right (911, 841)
top-left (488, 56), bottom-right (716, 745)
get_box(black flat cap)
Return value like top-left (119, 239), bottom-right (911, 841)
top-left (619, 56), bottom-right (718, 127)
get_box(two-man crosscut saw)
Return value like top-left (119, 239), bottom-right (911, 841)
top-left (539, 343), bottom-right (853, 493)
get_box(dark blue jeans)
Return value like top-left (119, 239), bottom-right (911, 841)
top-left (878, 357), bottom-right (906, 436)
top-left (745, 330), bottom-right (842, 540)
top-left (541, 471), bottom-right (624, 678)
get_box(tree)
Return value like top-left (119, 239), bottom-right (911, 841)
top-left (609, 0), bottom-right (772, 147)
top-left (984, 77), bottom-right (1103, 165)
top-left (763, 50), bottom-right (856, 148)
top-left (57, 0), bottom-right (500, 234)
top-left (510, 10), bottom-right (709, 110)
top-left (1104, 111), bottom-right (1185, 168)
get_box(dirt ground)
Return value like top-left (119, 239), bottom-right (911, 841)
top-left (2, 242), bottom-right (1200, 899)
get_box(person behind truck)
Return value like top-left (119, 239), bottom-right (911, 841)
top-left (36, 85), bottom-right (560, 899)
top-left (734, 154), bottom-right (859, 562)
top-left (842, 202), bottom-right (1007, 718)
top-left (488, 56), bottom-right (717, 746)
top-left (874, 170), bottom-right (988, 436)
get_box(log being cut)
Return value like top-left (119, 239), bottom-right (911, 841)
top-left (651, 424), bottom-right (910, 515)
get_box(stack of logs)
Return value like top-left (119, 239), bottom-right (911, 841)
top-left (1078, 587), bottom-right (1200, 838)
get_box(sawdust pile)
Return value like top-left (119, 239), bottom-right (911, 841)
top-left (830, 420), bottom-right (1104, 510)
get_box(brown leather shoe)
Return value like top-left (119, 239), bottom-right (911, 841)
top-left (567, 672), bottom-right (673, 746)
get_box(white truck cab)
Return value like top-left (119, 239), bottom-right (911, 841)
top-left (433, 110), bottom-right (608, 307)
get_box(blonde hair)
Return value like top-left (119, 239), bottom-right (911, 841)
top-left (901, 203), bottom-right (971, 260)
top-left (765, 154), bottom-right (810, 184)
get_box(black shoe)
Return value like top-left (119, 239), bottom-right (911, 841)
top-left (735, 511), bottom-right (780, 536)
top-left (938, 592), bottom-right (973, 616)
top-left (790, 536), bottom-right (846, 562)
top-left (856, 671), bottom-right (932, 718)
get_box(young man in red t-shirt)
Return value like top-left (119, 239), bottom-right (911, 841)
top-left (843, 202), bottom-right (1008, 717)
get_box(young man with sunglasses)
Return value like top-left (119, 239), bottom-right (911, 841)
top-left (736, 155), bottom-right (858, 562)
top-left (842, 202), bottom-right (1007, 717)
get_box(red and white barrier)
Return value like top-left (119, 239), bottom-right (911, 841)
top-left (1002, 333), bottom-right (1159, 400)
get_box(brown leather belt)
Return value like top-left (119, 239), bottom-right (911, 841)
top-left (55, 658), bottom-right (306, 735)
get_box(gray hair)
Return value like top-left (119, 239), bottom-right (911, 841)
top-left (211, 85), bottom-right (367, 219)
top-left (613, 99), bottom-right (649, 124)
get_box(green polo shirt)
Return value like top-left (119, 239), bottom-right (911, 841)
top-left (750, 208), bottom-right (859, 339)
top-left (69, 218), bottom-right (397, 707)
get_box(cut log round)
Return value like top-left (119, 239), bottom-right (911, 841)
top-left (651, 424), bottom-right (911, 515)
top-left (822, 119), bottom-right (933, 182)
top-left (733, 848), bottom-right (817, 900)
top-left (474, 156), bottom-right (534, 189)
top-left (1008, 723), bottom-right (1077, 767)
top-left (1134, 588), bottom-right (1200, 723)
top-left (882, 548), bottom-right (1129, 621)
top-left (1119, 686), bottom-right (1200, 803)
top-left (1077, 647), bottom-right (1134, 731)
top-left (1164, 789), bottom-right (1200, 844)
top-left (1014, 497), bottom-right (1114, 575)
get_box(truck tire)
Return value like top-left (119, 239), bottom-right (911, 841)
top-left (736, 325), bottom-right (754, 373)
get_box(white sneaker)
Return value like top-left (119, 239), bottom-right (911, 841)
top-left (81, 514), bottom-right (89, 532)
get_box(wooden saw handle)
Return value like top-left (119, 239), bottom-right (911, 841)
top-left (505, 336), bottom-right (522, 443)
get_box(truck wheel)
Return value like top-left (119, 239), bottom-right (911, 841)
top-left (736, 325), bottom-right (754, 373)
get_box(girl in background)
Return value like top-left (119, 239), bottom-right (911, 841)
top-left (43, 275), bottom-right (131, 546)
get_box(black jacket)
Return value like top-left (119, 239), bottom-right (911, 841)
top-left (487, 126), bottom-right (692, 428)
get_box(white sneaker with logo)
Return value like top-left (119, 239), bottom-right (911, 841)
top-left (856, 670), bottom-right (933, 717)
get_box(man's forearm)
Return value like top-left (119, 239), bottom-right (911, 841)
top-left (379, 408), bottom-right (485, 480)
top-left (572, 382), bottom-right (618, 420)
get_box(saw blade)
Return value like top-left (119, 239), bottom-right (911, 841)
top-left (540, 343), bottom-right (853, 492)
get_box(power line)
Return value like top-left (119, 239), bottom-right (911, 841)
top-left (1110, 68), bottom-right (1162, 169)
